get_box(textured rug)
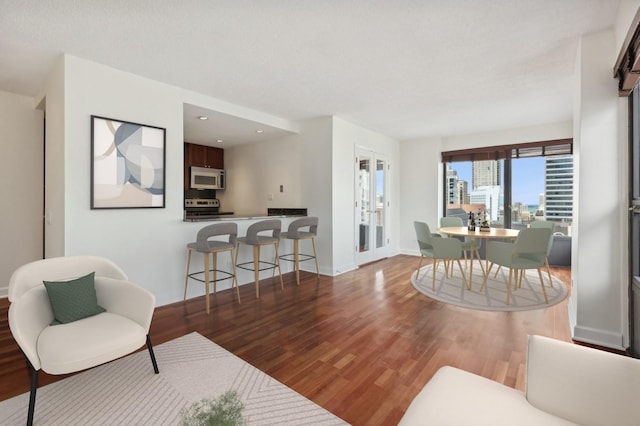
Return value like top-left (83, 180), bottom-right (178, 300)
top-left (0, 332), bottom-right (347, 426)
top-left (410, 260), bottom-right (568, 312)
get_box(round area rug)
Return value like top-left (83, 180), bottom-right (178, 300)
top-left (410, 260), bottom-right (568, 312)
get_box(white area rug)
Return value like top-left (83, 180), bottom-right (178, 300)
top-left (410, 260), bottom-right (568, 312)
top-left (0, 332), bottom-right (347, 426)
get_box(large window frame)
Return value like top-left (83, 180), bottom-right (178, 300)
top-left (442, 139), bottom-right (573, 229)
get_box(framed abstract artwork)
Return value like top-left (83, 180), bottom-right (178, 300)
top-left (91, 115), bottom-right (166, 209)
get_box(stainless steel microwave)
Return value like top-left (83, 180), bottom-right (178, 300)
top-left (190, 166), bottom-right (225, 190)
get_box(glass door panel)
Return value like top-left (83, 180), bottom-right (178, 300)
top-left (357, 155), bottom-right (371, 255)
top-left (355, 148), bottom-right (388, 265)
top-left (375, 159), bottom-right (385, 249)
top-left (631, 87), bottom-right (640, 356)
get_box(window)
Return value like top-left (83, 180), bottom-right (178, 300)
top-left (442, 140), bottom-right (573, 233)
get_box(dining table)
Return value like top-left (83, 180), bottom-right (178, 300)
top-left (437, 226), bottom-right (520, 288)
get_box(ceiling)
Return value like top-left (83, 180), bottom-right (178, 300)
top-left (0, 0), bottom-right (621, 146)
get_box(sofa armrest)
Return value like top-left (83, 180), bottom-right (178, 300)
top-left (95, 277), bottom-right (156, 332)
top-left (399, 366), bottom-right (572, 425)
top-left (526, 335), bottom-right (640, 426)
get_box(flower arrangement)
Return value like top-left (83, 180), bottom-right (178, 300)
top-left (180, 390), bottom-right (246, 426)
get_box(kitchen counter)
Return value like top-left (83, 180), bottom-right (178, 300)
top-left (184, 213), bottom-right (306, 222)
top-left (184, 208), bottom-right (308, 222)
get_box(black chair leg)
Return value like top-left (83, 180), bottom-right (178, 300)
top-left (26, 360), bottom-right (38, 426)
top-left (146, 335), bottom-right (159, 374)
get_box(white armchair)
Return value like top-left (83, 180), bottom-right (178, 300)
top-left (399, 335), bottom-right (640, 425)
top-left (8, 256), bottom-right (159, 426)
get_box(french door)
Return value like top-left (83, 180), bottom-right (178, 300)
top-left (630, 87), bottom-right (640, 356)
top-left (355, 147), bottom-right (389, 265)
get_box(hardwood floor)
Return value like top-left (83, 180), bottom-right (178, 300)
top-left (0, 254), bottom-right (572, 425)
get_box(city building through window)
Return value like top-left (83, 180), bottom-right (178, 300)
top-left (442, 140), bottom-right (573, 234)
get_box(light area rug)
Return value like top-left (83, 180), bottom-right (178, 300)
top-left (0, 332), bottom-right (347, 426)
top-left (411, 260), bottom-right (568, 312)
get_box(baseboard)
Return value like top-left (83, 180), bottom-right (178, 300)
top-left (399, 249), bottom-right (420, 257)
top-left (332, 264), bottom-right (357, 276)
top-left (0, 286), bottom-right (7, 298)
top-left (572, 324), bottom-right (625, 351)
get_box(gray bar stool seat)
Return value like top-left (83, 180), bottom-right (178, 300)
top-left (184, 222), bottom-right (240, 313)
top-left (235, 219), bottom-right (284, 298)
top-left (278, 217), bottom-right (320, 286)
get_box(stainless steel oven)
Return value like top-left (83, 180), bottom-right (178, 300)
top-left (184, 198), bottom-right (234, 219)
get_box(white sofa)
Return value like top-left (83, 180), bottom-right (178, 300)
top-left (399, 335), bottom-right (640, 426)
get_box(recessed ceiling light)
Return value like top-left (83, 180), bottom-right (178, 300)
top-left (256, 129), bottom-right (264, 133)
top-left (198, 116), bottom-right (208, 120)
top-left (217, 139), bottom-right (223, 143)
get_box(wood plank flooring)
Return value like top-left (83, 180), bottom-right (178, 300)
top-left (0, 254), bottom-right (572, 425)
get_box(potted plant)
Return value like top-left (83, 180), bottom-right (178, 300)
top-left (180, 390), bottom-right (246, 426)
top-left (478, 210), bottom-right (490, 231)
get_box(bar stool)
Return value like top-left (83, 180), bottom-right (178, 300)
top-left (235, 219), bottom-right (284, 298)
top-left (278, 217), bottom-right (320, 286)
top-left (184, 222), bottom-right (240, 313)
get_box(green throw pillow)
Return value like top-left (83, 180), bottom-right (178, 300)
top-left (43, 272), bottom-right (106, 325)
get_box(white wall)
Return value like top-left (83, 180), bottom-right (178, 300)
top-left (42, 58), bottom-right (65, 259)
top-left (298, 116), bottom-right (334, 276)
top-left (332, 117), bottom-right (400, 274)
top-left (32, 54), bottom-right (401, 306)
top-left (573, 29), bottom-right (628, 349)
top-left (0, 91), bottom-right (44, 292)
top-left (42, 55), bottom-right (300, 306)
top-left (60, 56), bottom-right (186, 306)
top-left (614, 1), bottom-right (640, 53)
top-left (398, 136), bottom-right (442, 254)
top-left (221, 136), bottom-right (301, 215)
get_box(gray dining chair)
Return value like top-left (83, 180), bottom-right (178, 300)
top-left (439, 216), bottom-right (485, 275)
top-left (529, 220), bottom-right (556, 288)
top-left (480, 227), bottom-right (552, 305)
top-left (414, 221), bottom-right (469, 291)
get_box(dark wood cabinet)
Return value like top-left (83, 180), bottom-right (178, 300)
top-left (184, 143), bottom-right (224, 189)
top-left (187, 143), bottom-right (207, 168)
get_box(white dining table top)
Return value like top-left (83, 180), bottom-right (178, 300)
top-left (437, 226), bottom-right (520, 239)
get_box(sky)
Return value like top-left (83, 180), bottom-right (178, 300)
top-left (452, 157), bottom-right (544, 206)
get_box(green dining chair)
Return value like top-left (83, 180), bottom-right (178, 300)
top-left (529, 220), bottom-right (556, 288)
top-left (480, 227), bottom-right (552, 305)
top-left (414, 221), bottom-right (469, 291)
top-left (439, 216), bottom-right (485, 275)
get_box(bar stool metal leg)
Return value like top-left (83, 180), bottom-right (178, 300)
top-left (231, 248), bottom-right (241, 303)
top-left (204, 253), bottom-right (211, 314)
top-left (275, 241), bottom-right (284, 289)
top-left (311, 237), bottom-right (320, 281)
top-left (254, 245), bottom-right (260, 298)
